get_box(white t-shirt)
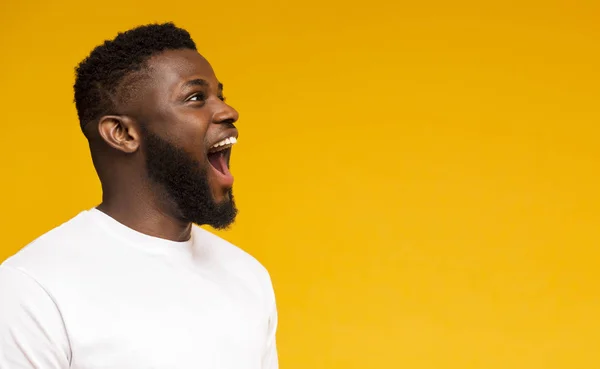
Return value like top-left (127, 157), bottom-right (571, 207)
top-left (0, 208), bottom-right (278, 369)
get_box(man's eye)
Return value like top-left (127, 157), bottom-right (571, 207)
top-left (218, 94), bottom-right (226, 102)
top-left (188, 92), bottom-right (206, 102)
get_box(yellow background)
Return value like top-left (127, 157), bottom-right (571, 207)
top-left (1, 0), bottom-right (599, 368)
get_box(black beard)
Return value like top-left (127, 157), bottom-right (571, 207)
top-left (143, 129), bottom-right (237, 229)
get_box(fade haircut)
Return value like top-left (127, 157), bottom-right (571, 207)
top-left (73, 22), bottom-right (196, 130)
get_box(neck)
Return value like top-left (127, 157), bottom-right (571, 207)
top-left (97, 180), bottom-right (193, 243)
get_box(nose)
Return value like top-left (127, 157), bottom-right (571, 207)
top-left (212, 101), bottom-right (239, 125)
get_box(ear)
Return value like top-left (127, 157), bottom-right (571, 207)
top-left (97, 115), bottom-right (140, 153)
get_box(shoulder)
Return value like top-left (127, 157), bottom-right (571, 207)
top-left (2, 210), bottom-right (97, 280)
top-left (193, 226), bottom-right (275, 293)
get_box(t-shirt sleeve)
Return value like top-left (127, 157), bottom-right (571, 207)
top-left (261, 271), bottom-right (279, 369)
top-left (0, 265), bottom-right (71, 369)
top-left (262, 300), bottom-right (278, 369)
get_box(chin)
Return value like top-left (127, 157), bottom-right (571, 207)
top-left (211, 187), bottom-right (233, 203)
top-left (182, 190), bottom-right (238, 230)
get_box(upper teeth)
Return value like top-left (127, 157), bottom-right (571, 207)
top-left (210, 136), bottom-right (237, 151)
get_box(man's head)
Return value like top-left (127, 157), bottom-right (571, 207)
top-left (74, 23), bottom-right (239, 229)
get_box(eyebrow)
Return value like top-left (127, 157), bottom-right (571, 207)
top-left (182, 78), bottom-right (224, 91)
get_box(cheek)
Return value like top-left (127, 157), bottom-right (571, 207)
top-left (160, 109), bottom-right (212, 158)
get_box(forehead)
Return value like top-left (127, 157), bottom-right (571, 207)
top-left (145, 49), bottom-right (218, 89)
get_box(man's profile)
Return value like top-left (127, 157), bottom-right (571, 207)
top-left (0, 23), bottom-right (278, 369)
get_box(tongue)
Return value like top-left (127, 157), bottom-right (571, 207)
top-left (208, 151), bottom-right (231, 176)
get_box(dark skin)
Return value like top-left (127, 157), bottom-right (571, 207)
top-left (83, 49), bottom-right (239, 242)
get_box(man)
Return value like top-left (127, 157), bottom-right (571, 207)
top-left (0, 23), bottom-right (278, 369)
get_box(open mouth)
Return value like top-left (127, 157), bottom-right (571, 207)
top-left (207, 136), bottom-right (237, 176)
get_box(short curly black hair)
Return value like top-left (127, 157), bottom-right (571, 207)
top-left (74, 22), bottom-right (197, 130)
